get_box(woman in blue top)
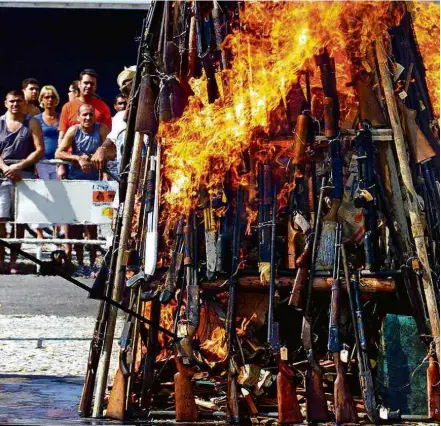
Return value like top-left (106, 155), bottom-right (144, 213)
top-left (34, 86), bottom-right (60, 239)
top-left (35, 85), bottom-right (60, 179)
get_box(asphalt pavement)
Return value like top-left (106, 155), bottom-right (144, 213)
top-left (0, 275), bottom-right (98, 316)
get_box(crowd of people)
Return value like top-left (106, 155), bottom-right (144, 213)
top-left (0, 66), bottom-right (136, 275)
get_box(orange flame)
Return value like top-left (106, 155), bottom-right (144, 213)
top-left (158, 1), bottom-right (439, 218)
top-left (412, 0), bottom-right (440, 117)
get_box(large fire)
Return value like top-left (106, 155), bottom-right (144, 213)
top-left (157, 1), bottom-right (440, 219)
top-left (412, 1), bottom-right (440, 116)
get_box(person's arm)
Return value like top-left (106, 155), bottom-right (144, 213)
top-left (90, 124), bottom-right (113, 171)
top-left (2, 118), bottom-right (45, 181)
top-left (102, 104), bottom-right (112, 130)
top-left (90, 138), bottom-right (117, 171)
top-left (99, 123), bottom-right (110, 141)
top-left (58, 104), bottom-right (70, 145)
top-left (55, 126), bottom-right (91, 173)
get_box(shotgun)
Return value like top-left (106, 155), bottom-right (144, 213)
top-left (351, 70), bottom-right (387, 127)
top-left (354, 122), bottom-right (378, 271)
top-left (398, 99), bottom-right (439, 258)
top-left (427, 354), bottom-right (440, 421)
top-left (267, 187), bottom-right (302, 424)
top-left (258, 162), bottom-right (272, 283)
top-left (300, 176), bottom-right (329, 422)
top-left (286, 113), bottom-right (310, 270)
top-left (315, 48), bottom-right (343, 271)
top-left (175, 214), bottom-right (199, 421)
top-left (160, 217), bottom-right (185, 303)
top-left (127, 140), bottom-right (162, 297)
top-left (212, 0), bottom-right (227, 70)
top-left (214, 175), bottom-right (231, 274)
top-left (78, 247), bottom-right (114, 416)
top-left (341, 245), bottom-right (401, 423)
top-left (328, 222), bottom-right (358, 424)
top-left (194, 0), bottom-right (219, 103)
top-left (92, 2), bottom-right (164, 417)
top-left (200, 184), bottom-right (217, 279)
top-left (226, 186), bottom-right (244, 423)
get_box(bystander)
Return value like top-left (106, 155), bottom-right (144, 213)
top-left (55, 104), bottom-right (109, 275)
top-left (22, 78), bottom-right (41, 116)
top-left (0, 90), bottom-right (44, 273)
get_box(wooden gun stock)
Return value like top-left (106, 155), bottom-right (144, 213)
top-left (293, 114), bottom-right (309, 165)
top-left (305, 356), bottom-right (329, 422)
top-left (354, 72), bottom-right (387, 127)
top-left (106, 368), bottom-right (127, 420)
top-left (286, 220), bottom-right (297, 269)
top-left (135, 76), bottom-right (158, 136)
top-left (427, 355), bottom-right (440, 421)
top-left (174, 356), bottom-right (199, 421)
top-left (333, 353), bottom-right (358, 424)
top-left (398, 100), bottom-right (436, 164)
top-left (277, 357), bottom-right (302, 423)
top-left (187, 6), bottom-right (197, 78)
top-left (323, 97), bottom-right (337, 138)
top-left (227, 362), bottom-right (241, 423)
top-left (289, 242), bottom-right (310, 309)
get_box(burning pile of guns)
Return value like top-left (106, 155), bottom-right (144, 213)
top-left (78, 1), bottom-right (439, 424)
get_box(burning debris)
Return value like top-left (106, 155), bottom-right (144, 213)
top-left (79, 1), bottom-right (440, 424)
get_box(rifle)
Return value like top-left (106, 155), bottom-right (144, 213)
top-left (328, 222), bottom-right (358, 424)
top-left (354, 122), bottom-right (378, 271)
top-left (351, 70), bottom-right (387, 127)
top-left (199, 184), bottom-right (217, 279)
top-left (107, 145), bottom-right (160, 419)
top-left (315, 49), bottom-right (343, 271)
top-left (106, 279), bottom-right (142, 420)
top-left (258, 161), bottom-right (272, 283)
top-left (398, 99), bottom-right (439, 262)
top-left (267, 187), bottom-right (302, 424)
top-left (174, 214), bottom-right (199, 421)
top-left (160, 217), bottom-right (185, 303)
top-left (128, 139), bottom-right (162, 298)
top-left (427, 354), bottom-right (440, 421)
top-left (226, 186), bottom-right (244, 423)
top-left (92, 2), bottom-right (164, 416)
top-left (78, 247), bottom-right (114, 416)
top-left (341, 244), bottom-right (401, 424)
top-left (212, 0), bottom-right (227, 70)
top-left (286, 113), bottom-right (310, 270)
top-left (300, 176), bottom-right (329, 422)
top-left (214, 174), bottom-right (231, 274)
top-left (288, 114), bottom-right (319, 309)
top-left (194, 0), bottom-right (219, 103)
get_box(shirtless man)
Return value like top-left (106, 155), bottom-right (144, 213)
top-left (22, 78), bottom-right (41, 116)
top-left (0, 90), bottom-right (44, 272)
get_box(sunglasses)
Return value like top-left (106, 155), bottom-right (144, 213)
top-left (44, 95), bottom-right (56, 99)
top-left (117, 101), bottom-right (127, 106)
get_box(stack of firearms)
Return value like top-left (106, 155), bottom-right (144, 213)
top-left (77, 1), bottom-right (439, 424)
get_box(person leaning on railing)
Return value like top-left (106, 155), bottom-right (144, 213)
top-left (0, 89), bottom-right (44, 274)
top-left (55, 104), bottom-right (109, 276)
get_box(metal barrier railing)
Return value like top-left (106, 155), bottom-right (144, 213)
top-left (1, 159), bottom-right (118, 266)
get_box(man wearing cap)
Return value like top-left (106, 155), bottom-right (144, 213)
top-left (91, 66), bottom-right (136, 175)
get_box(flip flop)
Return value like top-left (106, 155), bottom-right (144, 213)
top-left (9, 264), bottom-right (19, 275)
